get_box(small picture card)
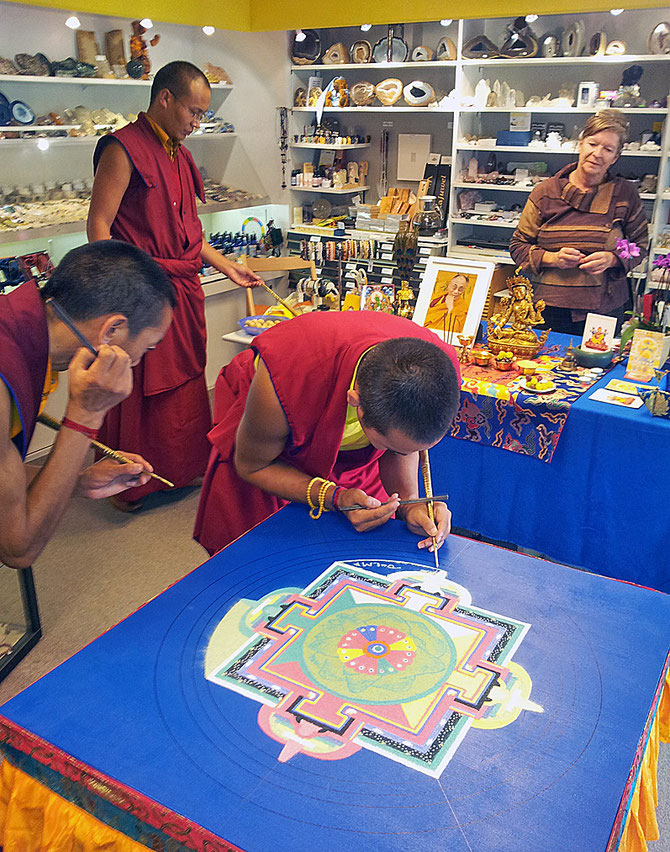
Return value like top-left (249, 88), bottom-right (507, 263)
top-left (625, 329), bottom-right (667, 382)
top-left (589, 388), bottom-right (644, 408)
top-left (581, 313), bottom-right (617, 352)
top-left (605, 378), bottom-right (640, 395)
top-left (360, 284), bottom-right (394, 313)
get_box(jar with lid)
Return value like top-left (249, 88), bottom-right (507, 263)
top-left (411, 195), bottom-right (442, 236)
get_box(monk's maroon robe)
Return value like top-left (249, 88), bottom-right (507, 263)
top-left (194, 311), bottom-right (460, 555)
top-left (0, 282), bottom-right (48, 459)
top-left (93, 113), bottom-right (211, 499)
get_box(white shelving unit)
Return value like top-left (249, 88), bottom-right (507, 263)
top-left (289, 12), bottom-right (670, 280)
top-left (0, 75), bottom-right (262, 243)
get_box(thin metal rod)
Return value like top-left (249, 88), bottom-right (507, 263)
top-left (338, 493), bottom-right (449, 513)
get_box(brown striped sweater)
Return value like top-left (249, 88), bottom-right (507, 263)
top-left (509, 162), bottom-right (648, 316)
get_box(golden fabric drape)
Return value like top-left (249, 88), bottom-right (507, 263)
top-left (0, 760), bottom-right (150, 851)
top-left (1, 666), bottom-right (669, 850)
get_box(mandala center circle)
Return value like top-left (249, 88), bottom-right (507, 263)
top-left (335, 624), bottom-right (417, 677)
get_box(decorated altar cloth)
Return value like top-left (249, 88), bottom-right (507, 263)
top-left (450, 335), bottom-right (617, 462)
top-left (1, 505), bottom-right (669, 851)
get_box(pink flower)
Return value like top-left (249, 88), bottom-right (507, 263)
top-left (616, 239), bottom-right (641, 260)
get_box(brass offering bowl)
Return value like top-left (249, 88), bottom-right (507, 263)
top-left (487, 337), bottom-right (544, 359)
top-left (516, 359), bottom-right (538, 376)
top-left (471, 349), bottom-right (492, 367)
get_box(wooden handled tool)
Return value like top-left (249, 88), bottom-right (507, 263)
top-left (38, 413), bottom-right (174, 488)
top-left (419, 449), bottom-right (440, 569)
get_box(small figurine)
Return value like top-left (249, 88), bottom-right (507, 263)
top-left (395, 280), bottom-right (414, 319)
top-left (128, 20), bottom-right (160, 80)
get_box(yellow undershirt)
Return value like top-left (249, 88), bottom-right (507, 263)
top-left (145, 113), bottom-right (181, 161)
top-left (340, 349), bottom-right (372, 451)
top-left (8, 359), bottom-right (59, 442)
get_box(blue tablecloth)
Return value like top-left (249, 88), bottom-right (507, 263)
top-left (2, 506), bottom-right (670, 851)
top-left (433, 348), bottom-right (670, 591)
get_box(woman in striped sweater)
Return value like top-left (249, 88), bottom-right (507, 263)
top-left (510, 109), bottom-right (648, 334)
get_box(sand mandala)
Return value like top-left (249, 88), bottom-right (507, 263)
top-left (206, 560), bottom-right (542, 777)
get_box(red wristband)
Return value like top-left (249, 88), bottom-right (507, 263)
top-left (61, 417), bottom-right (99, 441)
top-left (331, 484), bottom-right (343, 510)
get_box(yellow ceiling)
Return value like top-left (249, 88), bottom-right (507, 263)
top-left (5, 0), bottom-right (666, 32)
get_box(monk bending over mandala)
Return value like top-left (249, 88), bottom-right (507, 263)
top-left (194, 311), bottom-right (460, 556)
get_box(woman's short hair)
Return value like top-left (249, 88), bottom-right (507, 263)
top-left (580, 109), bottom-right (629, 150)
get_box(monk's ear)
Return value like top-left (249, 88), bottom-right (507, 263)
top-left (99, 314), bottom-right (129, 345)
top-left (346, 388), bottom-right (360, 408)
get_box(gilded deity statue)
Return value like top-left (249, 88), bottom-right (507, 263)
top-left (487, 269), bottom-right (549, 357)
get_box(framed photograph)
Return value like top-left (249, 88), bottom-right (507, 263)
top-left (412, 256), bottom-right (495, 344)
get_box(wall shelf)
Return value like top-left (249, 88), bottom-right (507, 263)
top-left (460, 54), bottom-right (670, 67)
top-left (0, 73), bottom-right (232, 89)
top-left (290, 143), bottom-right (370, 149)
top-left (455, 144), bottom-right (663, 158)
top-left (450, 216), bottom-right (519, 228)
top-left (291, 61), bottom-right (457, 71)
top-left (291, 185), bottom-right (369, 194)
top-left (292, 106), bottom-right (454, 113)
top-left (459, 106), bottom-right (667, 114)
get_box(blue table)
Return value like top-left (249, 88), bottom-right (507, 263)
top-left (436, 350), bottom-right (670, 591)
top-left (1, 505), bottom-right (669, 851)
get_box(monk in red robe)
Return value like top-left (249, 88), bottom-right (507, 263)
top-left (0, 241), bottom-right (173, 569)
top-left (194, 311), bottom-right (460, 556)
top-left (87, 61), bottom-right (261, 510)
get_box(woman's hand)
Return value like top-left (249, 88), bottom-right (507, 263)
top-left (543, 247), bottom-right (585, 269)
top-left (336, 489), bottom-right (400, 533)
top-left (578, 251), bottom-right (619, 274)
top-left (400, 501), bottom-right (451, 552)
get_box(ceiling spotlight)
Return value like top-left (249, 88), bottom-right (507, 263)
top-left (360, 23), bottom-right (372, 31)
top-left (295, 29), bottom-right (306, 42)
top-left (525, 14), bottom-right (538, 23)
top-left (202, 25), bottom-right (215, 35)
top-left (65, 15), bottom-right (81, 28)
top-left (440, 19), bottom-right (453, 26)
top-left (37, 138), bottom-right (50, 151)
top-left (610, 7), bottom-right (624, 14)
top-left (139, 17), bottom-right (153, 28)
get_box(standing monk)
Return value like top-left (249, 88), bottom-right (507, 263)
top-left (87, 60), bottom-right (261, 510)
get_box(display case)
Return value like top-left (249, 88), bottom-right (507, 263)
top-left (0, 565), bottom-right (41, 683)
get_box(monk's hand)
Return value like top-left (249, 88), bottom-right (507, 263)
top-left (226, 264), bottom-right (264, 289)
top-left (337, 489), bottom-right (400, 533)
top-left (78, 453), bottom-right (153, 499)
top-left (400, 501), bottom-right (451, 552)
top-left (67, 345), bottom-right (133, 427)
top-left (578, 251), bottom-right (619, 274)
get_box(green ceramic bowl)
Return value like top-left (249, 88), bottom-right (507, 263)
top-left (573, 346), bottom-right (615, 368)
